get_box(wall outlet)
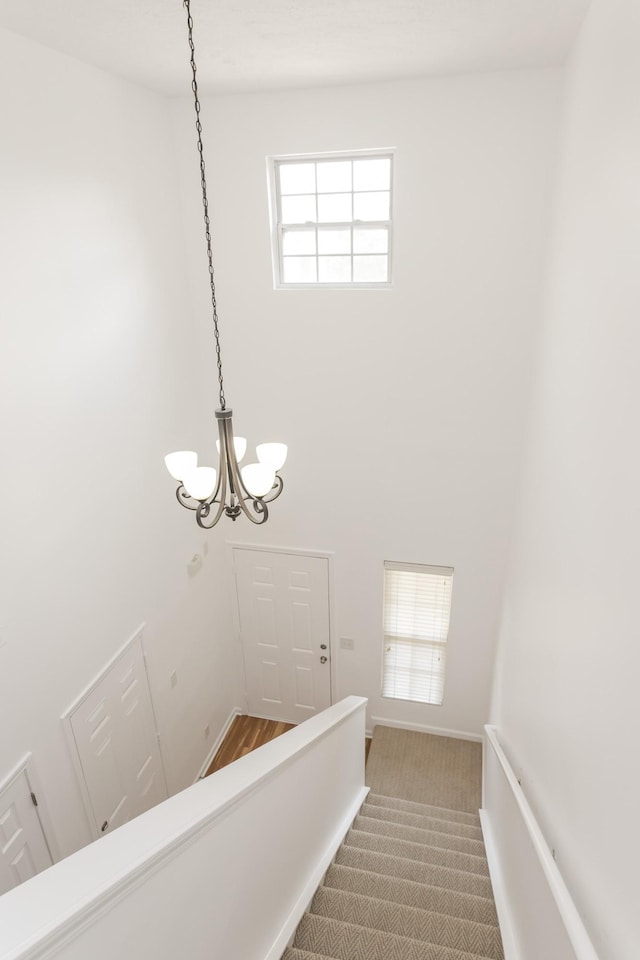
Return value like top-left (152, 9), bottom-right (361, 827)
top-left (340, 637), bottom-right (354, 651)
top-left (170, 671), bottom-right (178, 689)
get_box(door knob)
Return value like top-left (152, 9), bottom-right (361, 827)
top-left (320, 655), bottom-right (327, 664)
top-left (320, 644), bottom-right (327, 650)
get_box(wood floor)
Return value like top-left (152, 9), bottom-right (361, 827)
top-left (205, 715), bottom-right (295, 775)
top-left (205, 714), bottom-right (371, 776)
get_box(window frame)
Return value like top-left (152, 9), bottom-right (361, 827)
top-left (267, 149), bottom-right (394, 290)
top-left (381, 561), bottom-right (454, 707)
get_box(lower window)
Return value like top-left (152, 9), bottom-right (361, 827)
top-left (382, 561), bottom-right (454, 706)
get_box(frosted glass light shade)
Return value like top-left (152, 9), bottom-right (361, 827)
top-left (241, 463), bottom-right (275, 498)
top-left (216, 436), bottom-right (247, 462)
top-left (165, 450), bottom-right (197, 481)
top-left (183, 467), bottom-right (216, 501)
top-left (256, 443), bottom-right (288, 471)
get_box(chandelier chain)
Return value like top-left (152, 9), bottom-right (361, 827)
top-left (184, 0), bottom-right (226, 410)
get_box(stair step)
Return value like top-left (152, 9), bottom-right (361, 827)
top-left (346, 828), bottom-right (490, 877)
top-left (367, 793), bottom-right (480, 827)
top-left (311, 887), bottom-right (503, 959)
top-left (335, 844), bottom-right (494, 899)
top-left (281, 947), bottom-right (332, 960)
top-left (360, 801), bottom-right (484, 841)
top-left (282, 950), bottom-right (339, 960)
top-left (295, 914), bottom-right (496, 960)
top-left (354, 814), bottom-right (486, 857)
top-left (324, 863), bottom-right (499, 927)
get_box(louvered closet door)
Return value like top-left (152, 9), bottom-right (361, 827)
top-left (233, 549), bottom-right (332, 724)
top-left (69, 636), bottom-right (167, 837)
top-left (0, 769), bottom-right (52, 894)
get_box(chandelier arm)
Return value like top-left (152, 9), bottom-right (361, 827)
top-left (206, 449), bottom-right (225, 507)
top-left (237, 498), bottom-right (270, 524)
top-left (183, 0), bottom-right (226, 411)
top-left (242, 500), bottom-right (270, 524)
top-left (194, 422), bottom-right (229, 528)
top-left (260, 474), bottom-right (284, 504)
top-left (196, 494), bottom-right (226, 529)
top-left (176, 485), bottom-right (199, 510)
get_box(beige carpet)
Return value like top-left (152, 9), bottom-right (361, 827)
top-left (283, 792), bottom-right (503, 960)
top-left (281, 727), bottom-right (501, 960)
top-left (365, 725), bottom-right (482, 813)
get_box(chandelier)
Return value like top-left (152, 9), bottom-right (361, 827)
top-left (165, 0), bottom-right (287, 528)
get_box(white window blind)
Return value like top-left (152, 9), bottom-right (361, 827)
top-left (382, 562), bottom-right (454, 706)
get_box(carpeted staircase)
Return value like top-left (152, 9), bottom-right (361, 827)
top-left (281, 729), bottom-right (503, 960)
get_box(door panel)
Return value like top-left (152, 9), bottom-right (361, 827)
top-left (292, 602), bottom-right (312, 651)
top-left (261, 660), bottom-right (282, 704)
top-left (256, 597), bottom-right (277, 646)
top-left (69, 636), bottom-right (167, 837)
top-left (234, 549), bottom-right (331, 723)
top-left (0, 769), bottom-right (52, 895)
top-left (294, 665), bottom-right (315, 709)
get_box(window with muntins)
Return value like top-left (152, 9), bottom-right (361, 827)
top-left (270, 151), bottom-right (393, 287)
top-left (382, 562), bottom-right (454, 706)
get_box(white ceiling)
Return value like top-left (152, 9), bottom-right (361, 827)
top-left (0, 0), bottom-right (590, 97)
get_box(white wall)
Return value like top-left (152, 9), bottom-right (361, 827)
top-left (170, 69), bottom-right (562, 738)
top-left (0, 28), bottom-right (240, 861)
top-left (491, 1), bottom-right (640, 958)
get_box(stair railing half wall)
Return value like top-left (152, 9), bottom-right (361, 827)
top-left (481, 724), bottom-right (600, 960)
top-left (0, 697), bottom-right (368, 960)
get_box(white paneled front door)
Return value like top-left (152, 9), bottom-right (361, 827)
top-left (67, 633), bottom-right (167, 837)
top-left (0, 767), bottom-right (52, 894)
top-left (233, 548), bottom-right (332, 724)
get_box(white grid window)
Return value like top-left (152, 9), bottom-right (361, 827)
top-left (270, 152), bottom-right (393, 287)
top-left (382, 562), bottom-right (454, 706)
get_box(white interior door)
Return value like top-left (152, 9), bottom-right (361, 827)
top-left (234, 548), bottom-right (332, 724)
top-left (0, 768), bottom-right (52, 894)
top-left (68, 634), bottom-right (167, 837)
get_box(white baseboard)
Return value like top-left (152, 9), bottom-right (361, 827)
top-left (240, 711), bottom-right (298, 725)
top-left (369, 715), bottom-right (482, 743)
top-left (264, 786), bottom-right (370, 960)
top-left (194, 707), bottom-right (243, 783)
top-left (479, 809), bottom-right (520, 960)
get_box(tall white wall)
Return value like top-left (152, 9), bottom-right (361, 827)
top-left (491, 1), bottom-right (640, 958)
top-left (170, 69), bottom-right (562, 738)
top-left (0, 28), bottom-right (240, 860)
